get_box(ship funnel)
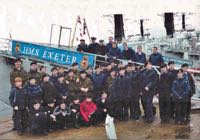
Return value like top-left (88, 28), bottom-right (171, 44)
top-left (182, 13), bottom-right (186, 30)
top-left (164, 13), bottom-right (175, 37)
top-left (114, 14), bottom-right (125, 42)
top-left (140, 19), bottom-right (144, 38)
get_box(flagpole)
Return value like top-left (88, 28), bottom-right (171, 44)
top-left (84, 18), bottom-right (91, 43)
top-left (71, 16), bottom-right (79, 47)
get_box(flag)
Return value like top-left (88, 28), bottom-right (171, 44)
top-left (83, 18), bottom-right (87, 35)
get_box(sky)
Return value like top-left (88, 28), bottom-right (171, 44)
top-left (0, 0), bottom-right (199, 45)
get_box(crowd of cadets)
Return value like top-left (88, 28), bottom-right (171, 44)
top-left (9, 39), bottom-right (195, 136)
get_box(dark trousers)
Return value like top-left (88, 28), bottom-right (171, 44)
top-left (130, 96), bottom-right (140, 120)
top-left (56, 114), bottom-right (71, 129)
top-left (159, 96), bottom-right (171, 122)
top-left (186, 97), bottom-right (191, 119)
top-left (118, 98), bottom-right (129, 120)
top-left (31, 116), bottom-right (47, 134)
top-left (80, 112), bottom-right (98, 126)
top-left (142, 94), bottom-right (154, 123)
top-left (170, 96), bottom-right (175, 119)
top-left (71, 112), bottom-right (80, 125)
top-left (174, 101), bottom-right (188, 123)
top-left (15, 110), bottom-right (27, 132)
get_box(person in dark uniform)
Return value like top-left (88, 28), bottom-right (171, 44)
top-left (91, 65), bottom-right (106, 101)
top-left (122, 42), bottom-right (135, 61)
top-left (167, 61), bottom-right (177, 119)
top-left (53, 100), bottom-right (71, 129)
top-left (9, 77), bottom-right (28, 135)
top-left (106, 36), bottom-right (114, 52)
top-left (107, 42), bottom-right (121, 60)
top-left (69, 97), bottom-right (81, 129)
top-left (77, 39), bottom-right (88, 52)
top-left (44, 98), bottom-right (57, 132)
top-left (28, 61), bottom-right (41, 84)
top-left (141, 62), bottom-right (158, 123)
top-left (96, 40), bottom-right (107, 65)
top-left (113, 67), bottom-right (129, 121)
top-left (71, 62), bottom-right (80, 80)
top-left (149, 47), bottom-right (164, 66)
top-left (134, 46), bottom-right (147, 64)
top-left (96, 91), bottom-right (110, 122)
top-left (29, 101), bottom-right (48, 135)
top-left (41, 74), bottom-right (58, 106)
top-left (26, 77), bottom-right (43, 110)
top-left (49, 67), bottom-right (58, 86)
top-left (172, 69), bottom-right (190, 124)
top-left (54, 74), bottom-right (70, 105)
top-left (58, 67), bottom-right (67, 77)
top-left (39, 66), bottom-right (47, 82)
top-left (158, 64), bottom-right (171, 123)
top-left (86, 37), bottom-right (99, 54)
top-left (126, 63), bottom-right (141, 121)
top-left (181, 63), bottom-right (195, 122)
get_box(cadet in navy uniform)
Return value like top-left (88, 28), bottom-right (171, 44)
top-left (181, 63), bottom-right (195, 122)
top-left (9, 77), bottom-right (28, 135)
top-left (86, 37), bottom-right (99, 54)
top-left (149, 47), bottom-right (164, 66)
top-left (107, 42), bottom-right (121, 60)
top-left (29, 100), bottom-right (48, 135)
top-left (54, 74), bottom-right (70, 105)
top-left (141, 62), bottom-right (158, 123)
top-left (121, 42), bottom-right (135, 61)
top-left (134, 46), bottom-right (146, 64)
top-left (172, 69), bottom-right (190, 124)
top-left (158, 64), bottom-right (172, 123)
top-left (167, 61), bottom-right (177, 119)
top-left (126, 63), bottom-right (141, 120)
top-left (44, 98), bottom-right (57, 132)
top-left (114, 67), bottom-right (129, 121)
top-left (53, 100), bottom-right (71, 129)
top-left (69, 97), bottom-right (81, 129)
top-left (91, 65), bottom-right (106, 101)
top-left (49, 67), bottom-right (58, 86)
top-left (26, 77), bottom-right (42, 110)
top-left (77, 39), bottom-right (88, 52)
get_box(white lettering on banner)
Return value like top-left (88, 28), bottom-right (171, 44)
top-left (22, 47), bottom-right (39, 56)
top-left (42, 50), bottom-right (78, 64)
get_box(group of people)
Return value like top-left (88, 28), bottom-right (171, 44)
top-left (9, 38), bottom-right (195, 136)
top-left (77, 36), bottom-right (164, 66)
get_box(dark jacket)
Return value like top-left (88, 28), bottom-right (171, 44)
top-left (126, 71), bottom-right (141, 97)
top-left (134, 52), bottom-right (146, 64)
top-left (149, 52), bottom-right (164, 66)
top-left (110, 75), bottom-right (129, 100)
top-left (53, 106), bottom-right (71, 117)
top-left (69, 103), bottom-right (80, 115)
top-left (41, 81), bottom-right (58, 105)
top-left (91, 73), bottom-right (106, 93)
top-left (122, 48), bottom-right (135, 60)
top-left (107, 47), bottom-right (121, 59)
top-left (183, 72), bottom-right (195, 96)
top-left (9, 87), bottom-right (27, 110)
top-left (26, 84), bottom-right (42, 107)
top-left (140, 69), bottom-right (158, 94)
top-left (49, 75), bottom-right (58, 86)
top-left (158, 72), bottom-right (172, 97)
top-left (54, 81), bottom-right (68, 97)
top-left (96, 97), bottom-right (110, 113)
top-left (29, 107), bottom-right (47, 130)
top-left (86, 43), bottom-right (99, 54)
top-left (77, 44), bottom-right (88, 52)
top-left (172, 78), bottom-right (190, 101)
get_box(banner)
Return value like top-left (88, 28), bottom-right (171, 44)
top-left (12, 40), bottom-right (95, 68)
